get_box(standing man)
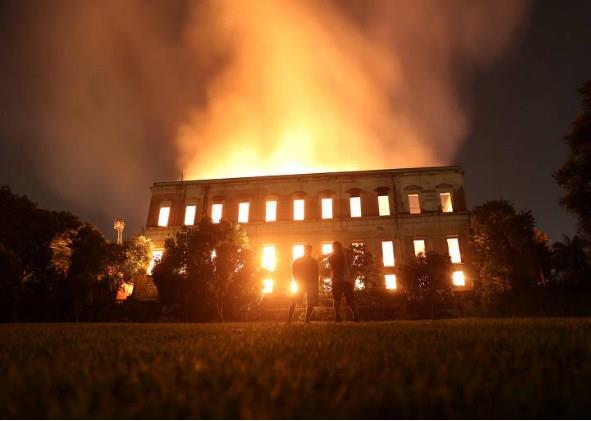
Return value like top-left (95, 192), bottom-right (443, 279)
top-left (328, 241), bottom-right (359, 322)
top-left (287, 244), bottom-right (319, 324)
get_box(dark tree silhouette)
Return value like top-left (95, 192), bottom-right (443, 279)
top-left (152, 219), bottom-right (259, 321)
top-left (555, 80), bottom-right (591, 243)
top-left (471, 200), bottom-right (550, 301)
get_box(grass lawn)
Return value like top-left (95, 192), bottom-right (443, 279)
top-left (1, 319), bottom-right (590, 418)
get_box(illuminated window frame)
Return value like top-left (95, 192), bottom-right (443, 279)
top-left (440, 192), bottom-right (453, 213)
top-left (408, 194), bottom-right (421, 215)
top-left (452, 270), bottom-right (465, 287)
top-left (238, 202), bottom-right (250, 223)
top-left (261, 245), bottom-right (277, 271)
top-left (350, 196), bottom-right (362, 218)
top-left (321, 198), bottom-right (333, 219)
top-left (292, 244), bottom-right (305, 261)
top-left (381, 241), bottom-right (395, 267)
top-left (184, 204), bottom-right (197, 226)
top-left (385, 274), bottom-right (397, 290)
top-left (265, 200), bottom-right (277, 222)
top-left (322, 242), bottom-right (333, 256)
top-left (413, 239), bottom-right (426, 257)
top-left (293, 199), bottom-right (305, 221)
top-left (447, 238), bottom-right (462, 263)
top-left (211, 203), bottom-right (223, 224)
top-left (157, 206), bottom-right (170, 227)
top-left (378, 195), bottom-right (391, 216)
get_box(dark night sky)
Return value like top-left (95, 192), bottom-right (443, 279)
top-left (0, 0), bottom-right (590, 242)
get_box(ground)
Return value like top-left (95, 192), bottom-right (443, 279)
top-left (1, 319), bottom-right (590, 418)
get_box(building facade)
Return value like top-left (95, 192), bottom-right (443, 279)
top-left (143, 166), bottom-right (472, 295)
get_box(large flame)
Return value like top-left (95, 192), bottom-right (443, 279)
top-left (178, 0), bottom-right (528, 179)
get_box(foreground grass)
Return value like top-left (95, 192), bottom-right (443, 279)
top-left (1, 319), bottom-right (590, 418)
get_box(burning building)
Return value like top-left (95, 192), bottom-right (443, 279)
top-left (142, 166), bottom-right (471, 296)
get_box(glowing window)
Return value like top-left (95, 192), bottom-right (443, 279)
top-left (447, 238), bottom-right (462, 263)
top-left (262, 245), bottom-right (276, 271)
top-left (452, 270), bottom-right (465, 287)
top-left (293, 199), bottom-right (305, 221)
top-left (440, 192), bottom-right (453, 213)
top-left (413, 239), bottom-right (426, 257)
top-left (238, 202), bottom-right (250, 223)
top-left (408, 194), bottom-right (421, 214)
top-left (266, 200), bottom-right (277, 222)
top-left (350, 196), bottom-right (362, 218)
top-left (147, 250), bottom-right (163, 275)
top-left (381, 241), bottom-right (395, 267)
top-left (262, 278), bottom-right (274, 294)
top-left (184, 205), bottom-right (196, 226)
top-left (385, 274), bottom-right (397, 290)
top-left (378, 195), bottom-right (391, 216)
top-left (322, 243), bottom-right (333, 256)
top-left (321, 198), bottom-right (333, 219)
top-left (157, 206), bottom-right (170, 227)
top-left (292, 244), bottom-right (305, 261)
top-left (211, 203), bottom-right (223, 223)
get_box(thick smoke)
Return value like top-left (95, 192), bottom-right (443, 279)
top-left (0, 0), bottom-right (528, 233)
top-left (178, 0), bottom-right (529, 178)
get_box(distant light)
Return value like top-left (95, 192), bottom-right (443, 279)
top-left (322, 243), bottom-right (333, 256)
top-left (290, 280), bottom-right (298, 294)
top-left (355, 277), bottom-right (365, 290)
top-left (452, 270), bottom-right (465, 287)
top-left (158, 206), bottom-right (170, 227)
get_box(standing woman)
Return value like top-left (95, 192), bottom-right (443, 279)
top-left (328, 241), bottom-right (359, 322)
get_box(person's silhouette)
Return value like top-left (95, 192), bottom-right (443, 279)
top-left (287, 244), bottom-right (319, 323)
top-left (328, 241), bottom-right (359, 322)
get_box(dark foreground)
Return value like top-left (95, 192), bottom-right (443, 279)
top-left (1, 319), bottom-right (590, 419)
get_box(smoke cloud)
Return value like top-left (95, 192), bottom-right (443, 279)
top-left (0, 0), bottom-right (528, 232)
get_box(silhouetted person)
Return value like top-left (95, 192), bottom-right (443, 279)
top-left (288, 244), bottom-right (319, 323)
top-left (328, 241), bottom-right (359, 322)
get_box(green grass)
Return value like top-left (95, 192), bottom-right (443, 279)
top-left (1, 319), bottom-right (590, 418)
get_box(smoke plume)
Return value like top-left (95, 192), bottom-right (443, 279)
top-left (0, 0), bottom-right (528, 233)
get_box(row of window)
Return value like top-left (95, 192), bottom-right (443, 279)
top-left (156, 192), bottom-right (455, 227)
top-left (148, 237), bottom-right (465, 292)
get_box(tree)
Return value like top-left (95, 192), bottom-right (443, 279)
top-left (551, 235), bottom-right (591, 289)
top-left (152, 219), bottom-right (259, 321)
top-left (554, 80), bottom-right (591, 242)
top-left (349, 244), bottom-right (382, 289)
top-left (399, 251), bottom-right (453, 318)
top-left (0, 243), bottom-right (22, 322)
top-left (471, 200), bottom-right (550, 301)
